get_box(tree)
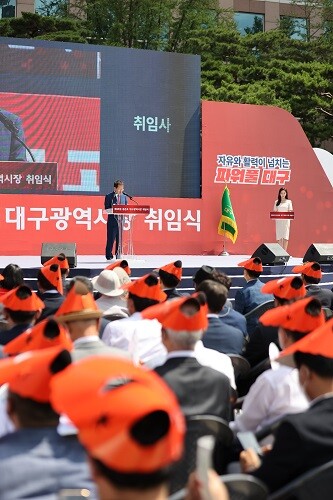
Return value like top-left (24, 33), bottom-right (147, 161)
top-left (0, 12), bottom-right (90, 42)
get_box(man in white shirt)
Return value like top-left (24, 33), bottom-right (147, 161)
top-left (231, 296), bottom-right (325, 434)
top-left (102, 273), bottom-right (167, 366)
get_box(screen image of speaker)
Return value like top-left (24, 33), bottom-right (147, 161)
top-left (41, 243), bottom-right (77, 268)
top-left (252, 243), bottom-right (290, 266)
top-left (303, 244), bottom-right (333, 263)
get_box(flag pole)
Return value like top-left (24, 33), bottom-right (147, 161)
top-left (219, 222), bottom-right (229, 256)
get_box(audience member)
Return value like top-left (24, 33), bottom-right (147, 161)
top-left (0, 264), bottom-right (24, 296)
top-left (36, 264), bottom-right (64, 321)
top-left (197, 280), bottom-right (244, 355)
top-left (0, 285), bottom-right (44, 345)
top-left (243, 276), bottom-right (306, 367)
top-left (0, 347), bottom-right (94, 499)
top-left (153, 294), bottom-right (232, 420)
top-left (231, 297), bottom-right (325, 434)
top-left (56, 280), bottom-right (129, 361)
top-left (102, 273), bottom-right (167, 368)
top-left (91, 269), bottom-right (128, 317)
top-left (293, 261), bottom-right (333, 310)
top-left (43, 253), bottom-right (70, 290)
top-left (241, 317), bottom-right (333, 492)
top-left (51, 356), bottom-right (185, 500)
top-left (234, 257), bottom-right (273, 334)
top-left (158, 260), bottom-right (184, 299)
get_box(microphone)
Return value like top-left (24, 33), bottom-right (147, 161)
top-left (123, 191), bottom-right (134, 200)
top-left (0, 110), bottom-right (36, 162)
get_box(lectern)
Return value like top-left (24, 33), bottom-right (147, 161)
top-left (104, 204), bottom-right (150, 257)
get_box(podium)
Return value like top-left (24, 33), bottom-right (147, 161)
top-left (0, 161), bottom-right (58, 193)
top-left (105, 204), bottom-right (150, 257)
top-left (270, 211), bottom-right (294, 220)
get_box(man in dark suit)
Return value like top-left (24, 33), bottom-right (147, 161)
top-left (158, 260), bottom-right (184, 300)
top-left (293, 261), bottom-right (333, 310)
top-left (234, 257), bottom-right (273, 335)
top-left (240, 318), bottom-right (333, 493)
top-left (0, 109), bottom-right (26, 161)
top-left (154, 294), bottom-right (232, 421)
top-left (104, 179), bottom-right (128, 260)
top-left (36, 264), bottom-right (64, 322)
top-left (0, 348), bottom-right (94, 498)
top-left (197, 280), bottom-right (244, 355)
top-left (55, 280), bottom-right (130, 361)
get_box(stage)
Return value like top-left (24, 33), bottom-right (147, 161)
top-left (2, 254), bottom-right (332, 301)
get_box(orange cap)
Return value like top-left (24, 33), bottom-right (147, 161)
top-left (0, 346), bottom-right (71, 403)
top-left (124, 273), bottom-right (167, 302)
top-left (278, 318), bottom-right (333, 367)
top-left (50, 357), bottom-right (185, 473)
top-left (142, 293), bottom-right (208, 331)
top-left (159, 260), bottom-right (182, 281)
top-left (261, 276), bottom-right (306, 300)
top-left (238, 257), bottom-right (263, 273)
top-left (40, 264), bottom-right (63, 294)
top-left (105, 259), bottom-right (131, 276)
top-left (43, 253), bottom-right (69, 271)
top-left (55, 281), bottom-right (103, 322)
top-left (260, 297), bottom-right (325, 332)
top-left (0, 285), bottom-right (45, 312)
top-left (292, 261), bottom-right (322, 279)
top-left (4, 318), bottom-right (72, 356)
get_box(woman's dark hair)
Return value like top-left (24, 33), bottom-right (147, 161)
top-left (276, 187), bottom-right (289, 207)
top-left (0, 264), bottom-right (24, 290)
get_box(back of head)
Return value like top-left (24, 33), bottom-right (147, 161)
top-left (0, 263), bottom-right (24, 290)
top-left (127, 273), bottom-right (166, 312)
top-left (158, 260), bottom-right (182, 289)
top-left (193, 265), bottom-right (215, 289)
top-left (197, 280), bottom-right (228, 313)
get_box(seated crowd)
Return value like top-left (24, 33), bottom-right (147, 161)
top-left (0, 254), bottom-right (332, 499)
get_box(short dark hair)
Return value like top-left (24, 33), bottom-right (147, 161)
top-left (0, 263), bottom-right (24, 290)
top-left (302, 275), bottom-right (320, 285)
top-left (8, 391), bottom-right (59, 427)
top-left (197, 280), bottom-right (228, 313)
top-left (4, 308), bottom-right (36, 324)
top-left (158, 270), bottom-right (179, 288)
top-left (66, 275), bottom-right (94, 294)
top-left (294, 352), bottom-right (333, 378)
top-left (114, 180), bottom-right (124, 188)
top-left (128, 293), bottom-right (159, 312)
top-left (91, 457), bottom-right (171, 491)
top-left (211, 270), bottom-right (232, 290)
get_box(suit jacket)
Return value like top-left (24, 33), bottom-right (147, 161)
top-left (0, 110), bottom-right (26, 161)
top-left (243, 323), bottom-right (279, 367)
top-left (0, 427), bottom-right (95, 499)
top-left (71, 337), bottom-right (131, 361)
top-left (305, 285), bottom-right (333, 310)
top-left (253, 396), bottom-right (333, 492)
top-left (219, 306), bottom-right (247, 337)
top-left (203, 316), bottom-right (244, 355)
top-left (234, 279), bottom-right (272, 334)
top-left (155, 356), bottom-right (231, 421)
top-left (104, 191), bottom-right (128, 220)
top-left (38, 291), bottom-right (65, 322)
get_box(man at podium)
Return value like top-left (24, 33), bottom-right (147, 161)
top-left (104, 179), bottom-right (127, 260)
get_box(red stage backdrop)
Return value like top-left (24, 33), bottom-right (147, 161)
top-left (0, 100), bottom-right (332, 256)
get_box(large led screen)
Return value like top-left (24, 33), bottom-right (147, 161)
top-left (0, 38), bottom-right (200, 198)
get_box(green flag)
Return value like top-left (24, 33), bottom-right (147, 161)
top-left (218, 186), bottom-right (238, 243)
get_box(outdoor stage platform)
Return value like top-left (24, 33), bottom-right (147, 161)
top-left (2, 254), bottom-right (333, 302)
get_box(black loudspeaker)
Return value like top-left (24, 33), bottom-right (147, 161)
top-left (252, 243), bottom-right (290, 266)
top-left (41, 242), bottom-right (77, 268)
top-left (303, 243), bottom-right (333, 263)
